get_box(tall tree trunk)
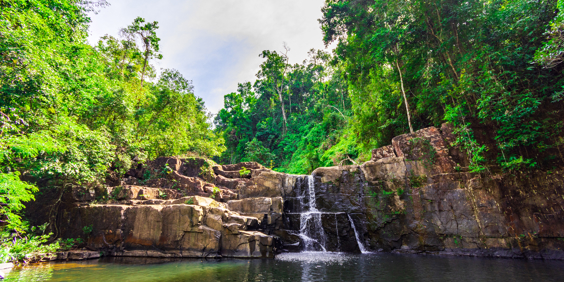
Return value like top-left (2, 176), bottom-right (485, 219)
top-left (288, 89), bottom-right (291, 115)
top-left (341, 89), bottom-right (345, 111)
top-left (141, 52), bottom-right (148, 87)
top-left (119, 47), bottom-right (129, 77)
top-left (277, 88), bottom-right (288, 130)
top-left (394, 59), bottom-right (414, 134)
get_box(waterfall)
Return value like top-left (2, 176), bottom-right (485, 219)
top-left (307, 175), bottom-right (317, 211)
top-left (298, 175), bottom-right (327, 252)
top-left (347, 214), bottom-right (368, 254)
top-left (291, 174), bottom-right (369, 253)
top-left (335, 214), bottom-right (340, 251)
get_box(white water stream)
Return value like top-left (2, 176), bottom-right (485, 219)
top-left (298, 175), bottom-right (327, 252)
top-left (348, 214), bottom-right (369, 253)
top-left (296, 175), bottom-right (368, 253)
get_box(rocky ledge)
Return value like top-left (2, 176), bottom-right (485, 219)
top-left (306, 124), bottom-right (564, 260)
top-left (56, 123), bottom-right (564, 260)
top-left (60, 195), bottom-right (285, 258)
top-left (59, 158), bottom-right (294, 259)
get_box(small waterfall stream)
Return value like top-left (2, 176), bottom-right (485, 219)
top-left (293, 174), bottom-right (368, 253)
top-left (347, 214), bottom-right (368, 253)
top-left (298, 175), bottom-right (327, 252)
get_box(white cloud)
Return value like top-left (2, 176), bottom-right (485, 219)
top-left (87, 0), bottom-right (331, 113)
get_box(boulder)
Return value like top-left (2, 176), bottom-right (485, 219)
top-left (215, 174), bottom-right (247, 190)
top-left (227, 197), bottom-right (283, 214)
top-left (71, 187), bottom-right (96, 202)
top-left (440, 123), bottom-right (470, 168)
top-left (311, 168), bottom-right (366, 213)
top-left (312, 166), bottom-right (358, 184)
top-left (221, 231), bottom-right (276, 258)
top-left (184, 196), bottom-right (228, 209)
top-left (110, 185), bottom-right (182, 201)
top-left (171, 172), bottom-right (207, 194)
top-left (221, 162), bottom-right (264, 172)
top-left (391, 126), bottom-right (456, 174)
top-left (371, 145), bottom-right (396, 161)
top-left (60, 196), bottom-right (277, 258)
top-left (361, 157), bottom-right (409, 184)
top-left (238, 170), bottom-right (288, 198)
top-left (213, 166), bottom-right (245, 179)
top-left (57, 251), bottom-right (101, 261)
top-left (227, 197), bottom-right (283, 225)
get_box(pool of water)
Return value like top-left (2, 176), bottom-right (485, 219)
top-left (5, 252), bottom-right (564, 281)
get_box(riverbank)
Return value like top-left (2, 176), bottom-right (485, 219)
top-left (5, 253), bottom-right (564, 281)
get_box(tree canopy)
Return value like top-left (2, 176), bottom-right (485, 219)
top-left (1, 0), bottom-right (564, 259)
top-left (216, 0), bottom-right (564, 174)
top-left (0, 0), bottom-right (224, 233)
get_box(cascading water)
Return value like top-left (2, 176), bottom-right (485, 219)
top-left (335, 214), bottom-right (340, 251)
top-left (348, 214), bottom-right (368, 253)
top-left (298, 175), bottom-right (327, 252)
top-left (289, 174), bottom-right (369, 253)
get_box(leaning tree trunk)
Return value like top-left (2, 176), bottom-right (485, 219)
top-left (395, 59), bottom-right (414, 134)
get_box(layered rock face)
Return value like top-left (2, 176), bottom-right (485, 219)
top-left (59, 124), bottom-right (564, 259)
top-left (60, 196), bottom-right (278, 258)
top-left (60, 159), bottom-right (295, 258)
top-left (306, 124), bottom-right (564, 259)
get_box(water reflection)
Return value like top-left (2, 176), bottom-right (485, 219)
top-left (5, 253), bottom-right (564, 282)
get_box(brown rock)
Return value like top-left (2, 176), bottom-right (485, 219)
top-left (371, 145), bottom-right (396, 161)
top-left (312, 166), bottom-right (358, 184)
top-left (172, 172), bottom-right (206, 193)
top-left (60, 251), bottom-right (101, 260)
top-left (222, 162), bottom-right (264, 172)
top-left (215, 174), bottom-right (248, 190)
top-left (440, 122), bottom-right (470, 168)
top-left (227, 197), bottom-right (281, 214)
top-left (227, 197), bottom-right (283, 225)
top-left (186, 196), bottom-right (228, 209)
top-left (361, 157), bottom-right (408, 184)
top-left (391, 126), bottom-right (456, 174)
top-left (60, 196), bottom-right (275, 258)
top-left (213, 166), bottom-right (245, 179)
top-left (221, 231), bottom-right (275, 258)
top-left (238, 170), bottom-right (288, 198)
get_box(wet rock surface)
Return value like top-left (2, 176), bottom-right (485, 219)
top-left (279, 125), bottom-right (564, 259)
top-left (358, 126), bottom-right (564, 259)
top-left (57, 124), bottom-right (564, 260)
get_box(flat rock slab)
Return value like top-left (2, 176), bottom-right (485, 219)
top-left (56, 251), bottom-right (101, 261)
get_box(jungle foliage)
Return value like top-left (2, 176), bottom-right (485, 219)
top-left (216, 0), bottom-right (564, 174)
top-left (0, 0), bottom-right (223, 261)
top-left (215, 49), bottom-right (355, 174)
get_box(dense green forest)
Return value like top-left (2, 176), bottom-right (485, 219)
top-left (0, 0), bottom-right (224, 262)
top-left (1, 0), bottom-right (564, 263)
top-left (216, 0), bottom-right (564, 174)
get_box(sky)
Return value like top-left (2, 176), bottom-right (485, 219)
top-left (87, 0), bottom-right (332, 114)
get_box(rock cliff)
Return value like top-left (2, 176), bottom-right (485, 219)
top-left (59, 159), bottom-right (292, 258)
top-left (307, 124), bottom-right (564, 259)
top-left (58, 124), bottom-right (564, 260)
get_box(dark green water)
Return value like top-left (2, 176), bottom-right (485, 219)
top-left (5, 252), bottom-right (564, 281)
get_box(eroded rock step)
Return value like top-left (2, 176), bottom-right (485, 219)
top-left (61, 196), bottom-right (281, 258)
